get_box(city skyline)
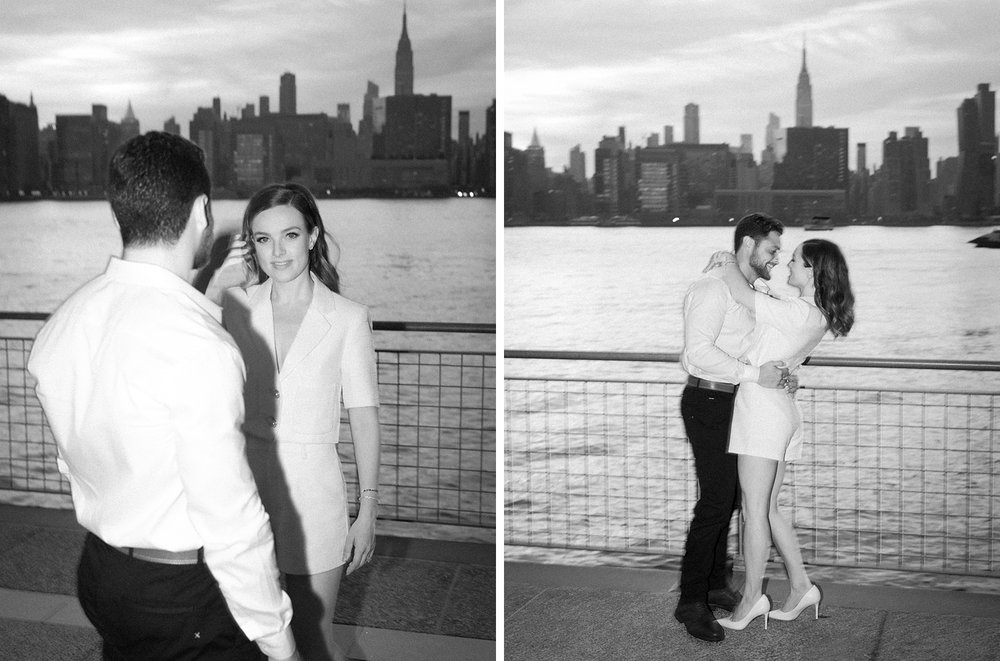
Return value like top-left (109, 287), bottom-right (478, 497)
top-left (505, 0), bottom-right (998, 173)
top-left (2, 0), bottom-right (495, 137)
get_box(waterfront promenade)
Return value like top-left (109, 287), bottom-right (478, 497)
top-left (505, 558), bottom-right (1000, 660)
top-left (0, 505), bottom-right (495, 661)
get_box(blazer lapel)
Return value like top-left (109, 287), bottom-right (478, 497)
top-left (278, 275), bottom-right (335, 378)
top-left (247, 280), bottom-right (278, 372)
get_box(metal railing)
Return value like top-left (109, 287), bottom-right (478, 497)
top-left (0, 315), bottom-right (495, 529)
top-left (505, 351), bottom-right (1000, 577)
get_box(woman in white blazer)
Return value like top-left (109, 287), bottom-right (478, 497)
top-left (220, 183), bottom-right (380, 661)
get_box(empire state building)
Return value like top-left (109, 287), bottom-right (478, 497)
top-left (395, 6), bottom-right (414, 96)
top-left (796, 42), bottom-right (813, 127)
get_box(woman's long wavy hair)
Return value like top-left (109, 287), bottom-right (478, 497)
top-left (801, 238), bottom-right (854, 337)
top-left (241, 183), bottom-right (340, 293)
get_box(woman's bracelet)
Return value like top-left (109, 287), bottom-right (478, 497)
top-left (358, 488), bottom-right (380, 505)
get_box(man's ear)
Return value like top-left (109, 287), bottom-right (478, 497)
top-left (189, 194), bottom-right (209, 234)
top-left (739, 235), bottom-right (755, 253)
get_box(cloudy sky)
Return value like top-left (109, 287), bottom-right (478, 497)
top-left (3, 0), bottom-right (495, 137)
top-left (505, 0), bottom-right (998, 172)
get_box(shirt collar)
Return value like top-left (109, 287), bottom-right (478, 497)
top-left (105, 257), bottom-right (223, 322)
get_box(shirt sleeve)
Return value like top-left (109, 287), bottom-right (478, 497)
top-left (681, 278), bottom-right (759, 384)
top-left (171, 338), bottom-right (296, 659)
top-left (754, 292), bottom-right (813, 335)
top-left (341, 305), bottom-right (380, 409)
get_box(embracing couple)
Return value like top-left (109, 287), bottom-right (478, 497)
top-left (674, 212), bottom-right (855, 642)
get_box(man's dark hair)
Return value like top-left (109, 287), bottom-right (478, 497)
top-left (733, 212), bottom-right (784, 253)
top-left (106, 131), bottom-right (211, 247)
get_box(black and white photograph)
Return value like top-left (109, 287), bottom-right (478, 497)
top-left (3, 0), bottom-right (1000, 660)
top-left (504, 1), bottom-right (1000, 659)
top-left (0, 1), bottom-right (495, 660)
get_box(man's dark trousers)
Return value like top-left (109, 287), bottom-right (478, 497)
top-left (678, 385), bottom-right (740, 604)
top-left (78, 533), bottom-right (262, 660)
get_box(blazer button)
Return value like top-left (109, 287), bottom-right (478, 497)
top-left (268, 417), bottom-right (277, 428)
top-left (273, 389), bottom-right (280, 398)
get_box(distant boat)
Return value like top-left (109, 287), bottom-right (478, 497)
top-left (804, 215), bottom-right (833, 231)
top-left (969, 228), bottom-right (1000, 248)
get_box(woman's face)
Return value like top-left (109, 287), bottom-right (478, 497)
top-left (249, 205), bottom-right (319, 284)
top-left (787, 244), bottom-right (813, 291)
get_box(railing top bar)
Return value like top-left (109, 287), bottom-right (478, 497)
top-left (504, 349), bottom-right (1000, 372)
top-left (0, 312), bottom-right (494, 334)
top-left (373, 321), bottom-right (495, 334)
top-left (505, 350), bottom-right (678, 362)
top-left (504, 376), bottom-right (1000, 396)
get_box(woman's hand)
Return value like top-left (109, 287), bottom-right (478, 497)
top-left (204, 235), bottom-right (252, 303)
top-left (702, 250), bottom-right (736, 273)
top-left (343, 506), bottom-right (377, 575)
top-left (222, 235), bottom-right (252, 273)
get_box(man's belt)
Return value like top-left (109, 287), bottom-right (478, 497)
top-left (686, 376), bottom-right (737, 394)
top-left (114, 545), bottom-right (205, 565)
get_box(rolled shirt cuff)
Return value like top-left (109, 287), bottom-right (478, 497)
top-left (256, 629), bottom-right (296, 660)
top-left (737, 362), bottom-right (760, 384)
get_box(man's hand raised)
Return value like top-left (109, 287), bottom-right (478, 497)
top-left (758, 361), bottom-right (790, 389)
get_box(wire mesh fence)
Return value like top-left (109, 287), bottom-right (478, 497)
top-left (1, 328), bottom-right (495, 529)
top-left (505, 368), bottom-right (1000, 577)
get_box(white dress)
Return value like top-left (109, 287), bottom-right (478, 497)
top-left (222, 276), bottom-right (379, 574)
top-left (728, 292), bottom-right (828, 462)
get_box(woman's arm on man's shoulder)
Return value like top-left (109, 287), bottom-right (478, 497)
top-left (703, 250), bottom-right (756, 311)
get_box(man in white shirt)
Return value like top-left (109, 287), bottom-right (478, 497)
top-left (28, 132), bottom-right (300, 661)
top-left (673, 212), bottom-right (788, 643)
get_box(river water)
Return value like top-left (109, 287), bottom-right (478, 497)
top-left (505, 224), bottom-right (1000, 391)
top-left (1, 198), bottom-right (496, 350)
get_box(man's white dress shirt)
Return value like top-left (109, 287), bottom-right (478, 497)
top-left (680, 271), bottom-right (762, 384)
top-left (28, 257), bottom-right (295, 659)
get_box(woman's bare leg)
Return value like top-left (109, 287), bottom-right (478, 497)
top-left (768, 461), bottom-right (813, 608)
top-left (729, 454), bottom-right (778, 620)
top-left (285, 566), bottom-right (347, 661)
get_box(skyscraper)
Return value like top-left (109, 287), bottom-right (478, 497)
top-left (0, 93), bottom-right (41, 196)
top-left (881, 127), bottom-right (930, 215)
top-left (684, 103), bottom-right (699, 144)
top-left (120, 101), bottom-right (140, 142)
top-left (765, 112), bottom-right (785, 161)
top-left (280, 72), bottom-right (296, 115)
top-left (163, 117), bottom-right (180, 136)
top-left (795, 41), bottom-right (813, 128)
top-left (456, 110), bottom-right (471, 187)
top-left (569, 144), bottom-right (586, 184)
top-left (395, 6), bottom-right (414, 96)
top-left (955, 83), bottom-right (997, 217)
top-left (382, 94), bottom-right (451, 159)
top-left (774, 126), bottom-right (848, 190)
top-left (525, 128), bottom-right (547, 193)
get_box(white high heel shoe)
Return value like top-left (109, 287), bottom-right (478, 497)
top-left (769, 584), bottom-right (821, 621)
top-left (716, 594), bottom-right (771, 631)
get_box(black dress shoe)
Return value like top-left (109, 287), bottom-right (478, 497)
top-left (674, 600), bottom-right (725, 642)
top-left (707, 586), bottom-right (742, 612)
